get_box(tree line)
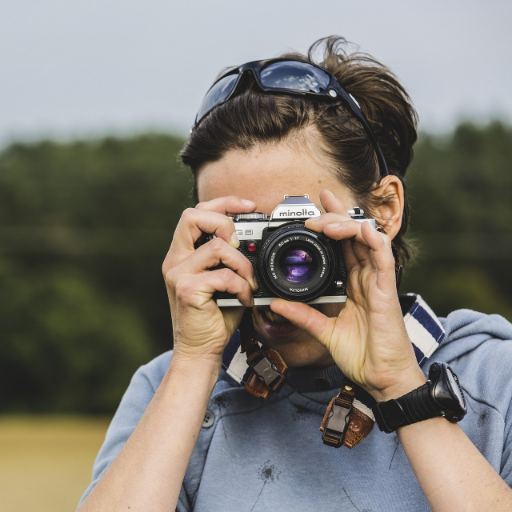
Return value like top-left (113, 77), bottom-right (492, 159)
top-left (1, 122), bottom-right (511, 413)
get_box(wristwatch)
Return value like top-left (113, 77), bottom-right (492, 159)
top-left (372, 362), bottom-right (467, 433)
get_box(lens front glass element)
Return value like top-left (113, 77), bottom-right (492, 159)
top-left (260, 61), bottom-right (330, 93)
top-left (279, 247), bottom-right (317, 283)
top-left (260, 226), bottom-right (336, 302)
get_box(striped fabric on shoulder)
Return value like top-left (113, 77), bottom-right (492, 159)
top-left (222, 294), bottom-right (445, 419)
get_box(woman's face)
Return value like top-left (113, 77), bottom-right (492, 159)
top-left (197, 139), bottom-right (359, 369)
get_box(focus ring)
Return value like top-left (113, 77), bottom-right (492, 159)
top-left (259, 224), bottom-right (336, 302)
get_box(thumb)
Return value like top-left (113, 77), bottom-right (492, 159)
top-left (270, 299), bottom-right (333, 346)
top-left (223, 306), bottom-right (245, 337)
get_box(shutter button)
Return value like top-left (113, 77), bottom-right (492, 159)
top-left (202, 410), bottom-right (215, 428)
top-left (313, 376), bottom-right (331, 390)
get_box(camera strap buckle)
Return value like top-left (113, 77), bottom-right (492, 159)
top-left (246, 346), bottom-right (287, 396)
top-left (319, 379), bottom-right (356, 448)
top-left (239, 309), bottom-right (288, 398)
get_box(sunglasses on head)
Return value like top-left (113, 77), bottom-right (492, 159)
top-left (193, 58), bottom-right (389, 178)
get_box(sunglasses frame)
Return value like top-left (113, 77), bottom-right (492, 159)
top-left (194, 58), bottom-right (389, 177)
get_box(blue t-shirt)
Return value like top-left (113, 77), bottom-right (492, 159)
top-left (79, 301), bottom-right (512, 511)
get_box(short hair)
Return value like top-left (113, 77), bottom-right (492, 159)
top-left (181, 36), bottom-right (418, 264)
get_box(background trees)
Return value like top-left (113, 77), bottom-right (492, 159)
top-left (1, 123), bottom-right (510, 413)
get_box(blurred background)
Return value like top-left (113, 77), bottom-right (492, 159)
top-left (1, 1), bottom-right (511, 510)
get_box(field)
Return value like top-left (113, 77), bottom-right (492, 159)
top-left (0, 416), bottom-right (110, 512)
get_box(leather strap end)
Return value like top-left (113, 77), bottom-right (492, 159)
top-left (320, 381), bottom-right (376, 449)
top-left (244, 371), bottom-right (270, 398)
top-left (320, 403), bottom-right (375, 449)
top-left (343, 408), bottom-right (374, 449)
top-left (319, 396), bottom-right (337, 433)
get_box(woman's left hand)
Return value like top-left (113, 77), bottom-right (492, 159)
top-left (270, 189), bottom-right (426, 401)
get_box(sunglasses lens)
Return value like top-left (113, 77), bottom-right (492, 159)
top-left (196, 73), bottom-right (238, 124)
top-left (260, 61), bottom-right (331, 93)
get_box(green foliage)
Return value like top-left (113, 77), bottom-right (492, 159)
top-left (0, 134), bottom-right (195, 413)
top-left (0, 124), bottom-right (511, 413)
top-left (407, 121), bottom-right (512, 234)
top-left (0, 258), bottom-right (152, 413)
top-left (401, 121), bottom-right (512, 320)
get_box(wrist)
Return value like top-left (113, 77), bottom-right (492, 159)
top-left (168, 350), bottom-right (222, 386)
top-left (371, 367), bottom-right (428, 403)
top-left (372, 362), bottom-right (467, 434)
top-left (171, 336), bottom-right (225, 366)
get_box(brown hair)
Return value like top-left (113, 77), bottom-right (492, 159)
top-left (181, 36), bottom-right (418, 264)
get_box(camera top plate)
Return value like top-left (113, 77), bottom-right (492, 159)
top-left (269, 195), bottom-right (322, 223)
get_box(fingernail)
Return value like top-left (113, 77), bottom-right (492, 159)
top-left (327, 223), bottom-right (341, 228)
top-left (230, 231), bottom-right (240, 248)
top-left (326, 190), bottom-right (335, 198)
top-left (241, 199), bottom-right (255, 206)
top-left (249, 277), bottom-right (259, 292)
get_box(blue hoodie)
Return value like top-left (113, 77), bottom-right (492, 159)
top-left (79, 302), bottom-right (512, 511)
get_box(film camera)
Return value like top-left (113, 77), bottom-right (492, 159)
top-left (210, 195), bottom-right (375, 306)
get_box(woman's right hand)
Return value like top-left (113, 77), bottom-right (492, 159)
top-left (162, 196), bottom-right (258, 364)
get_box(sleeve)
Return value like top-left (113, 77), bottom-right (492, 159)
top-left (77, 356), bottom-right (191, 511)
top-left (501, 396), bottom-right (512, 487)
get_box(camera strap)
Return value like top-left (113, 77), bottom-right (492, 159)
top-left (239, 309), bottom-right (288, 398)
top-left (319, 238), bottom-right (403, 448)
top-left (222, 294), bottom-right (444, 448)
top-left (319, 378), bottom-right (375, 448)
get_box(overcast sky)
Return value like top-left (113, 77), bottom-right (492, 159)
top-left (2, 0), bottom-right (511, 147)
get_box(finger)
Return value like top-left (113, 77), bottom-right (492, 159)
top-left (351, 237), bottom-right (372, 266)
top-left (360, 221), bottom-right (396, 281)
top-left (342, 239), bottom-right (360, 272)
top-left (270, 299), bottom-right (334, 346)
top-left (204, 268), bottom-right (254, 308)
top-left (321, 219), bottom-right (375, 245)
top-left (174, 237), bottom-right (257, 291)
top-left (164, 208), bottom-right (239, 271)
top-left (175, 268), bottom-right (254, 309)
top-left (305, 212), bottom-right (351, 233)
top-left (318, 189), bottom-right (348, 215)
top-left (195, 196), bottom-right (256, 215)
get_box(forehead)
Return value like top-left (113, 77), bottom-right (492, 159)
top-left (196, 143), bottom-right (356, 215)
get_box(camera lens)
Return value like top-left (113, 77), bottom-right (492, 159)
top-left (259, 224), bottom-right (336, 302)
top-left (279, 247), bottom-right (317, 283)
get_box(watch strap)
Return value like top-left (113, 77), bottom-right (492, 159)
top-left (373, 380), bottom-right (440, 433)
top-left (398, 380), bottom-right (439, 424)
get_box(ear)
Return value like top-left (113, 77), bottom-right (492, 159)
top-left (372, 175), bottom-right (404, 240)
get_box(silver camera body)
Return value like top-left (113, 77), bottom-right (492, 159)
top-left (214, 195), bottom-right (375, 307)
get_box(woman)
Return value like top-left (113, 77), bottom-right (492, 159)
top-left (78, 37), bottom-right (512, 511)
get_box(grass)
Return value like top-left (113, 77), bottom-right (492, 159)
top-left (0, 416), bottom-right (110, 512)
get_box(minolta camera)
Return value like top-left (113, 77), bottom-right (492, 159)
top-left (211, 195), bottom-right (375, 306)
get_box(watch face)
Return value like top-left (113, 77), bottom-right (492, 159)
top-left (430, 363), bottom-right (467, 423)
top-left (447, 369), bottom-right (465, 409)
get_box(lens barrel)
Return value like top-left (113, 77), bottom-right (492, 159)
top-left (259, 224), bottom-right (336, 302)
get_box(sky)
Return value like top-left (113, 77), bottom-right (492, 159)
top-left (2, 0), bottom-right (512, 147)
